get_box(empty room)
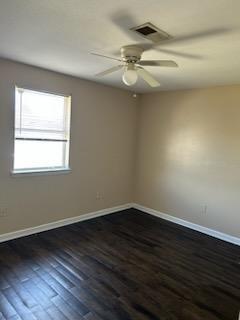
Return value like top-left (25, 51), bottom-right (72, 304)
top-left (0, 0), bottom-right (239, 319)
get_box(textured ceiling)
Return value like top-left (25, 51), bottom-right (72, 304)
top-left (0, 0), bottom-right (239, 93)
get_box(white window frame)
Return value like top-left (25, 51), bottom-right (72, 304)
top-left (12, 87), bottom-right (72, 175)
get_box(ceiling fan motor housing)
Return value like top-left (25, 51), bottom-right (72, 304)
top-left (121, 45), bottom-right (144, 63)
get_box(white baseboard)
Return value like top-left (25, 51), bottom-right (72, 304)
top-left (133, 203), bottom-right (240, 246)
top-left (0, 203), bottom-right (132, 244)
top-left (1, 203), bottom-right (239, 247)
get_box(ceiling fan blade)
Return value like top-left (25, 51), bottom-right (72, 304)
top-left (137, 67), bottom-right (160, 87)
top-left (158, 28), bottom-right (229, 46)
top-left (91, 53), bottom-right (122, 62)
top-left (156, 48), bottom-right (203, 60)
top-left (95, 65), bottom-right (124, 77)
top-left (138, 60), bottom-right (178, 67)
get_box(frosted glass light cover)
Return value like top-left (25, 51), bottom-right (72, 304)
top-left (122, 69), bottom-right (138, 86)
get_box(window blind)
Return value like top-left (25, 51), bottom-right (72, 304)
top-left (15, 88), bottom-right (69, 141)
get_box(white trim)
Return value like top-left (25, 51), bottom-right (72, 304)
top-left (0, 203), bottom-right (131, 244)
top-left (132, 203), bottom-right (240, 246)
top-left (2, 203), bottom-right (239, 247)
top-left (11, 168), bottom-right (72, 177)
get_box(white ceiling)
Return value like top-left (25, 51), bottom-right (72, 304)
top-left (0, 0), bottom-right (240, 93)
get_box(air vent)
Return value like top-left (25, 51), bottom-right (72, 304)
top-left (131, 22), bottom-right (171, 43)
top-left (135, 25), bottom-right (157, 36)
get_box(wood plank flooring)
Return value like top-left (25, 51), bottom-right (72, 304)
top-left (0, 208), bottom-right (239, 320)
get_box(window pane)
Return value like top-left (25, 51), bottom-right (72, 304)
top-left (14, 140), bottom-right (67, 170)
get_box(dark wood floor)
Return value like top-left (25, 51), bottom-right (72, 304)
top-left (0, 209), bottom-right (239, 320)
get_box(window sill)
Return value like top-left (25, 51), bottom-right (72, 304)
top-left (11, 168), bottom-right (72, 177)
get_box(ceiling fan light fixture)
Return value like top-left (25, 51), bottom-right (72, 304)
top-left (122, 64), bottom-right (138, 86)
top-left (93, 45), bottom-right (177, 88)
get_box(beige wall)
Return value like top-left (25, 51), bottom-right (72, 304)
top-left (0, 58), bottom-right (137, 234)
top-left (1, 58), bottom-right (239, 240)
top-left (135, 86), bottom-right (240, 238)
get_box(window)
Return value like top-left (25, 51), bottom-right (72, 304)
top-left (13, 87), bottom-right (71, 174)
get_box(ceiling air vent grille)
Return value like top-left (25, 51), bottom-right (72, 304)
top-left (131, 22), bottom-right (171, 43)
top-left (135, 25), bottom-right (157, 36)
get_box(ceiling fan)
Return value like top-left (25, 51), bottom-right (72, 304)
top-left (92, 11), bottom-right (229, 88)
top-left (92, 45), bottom-right (178, 87)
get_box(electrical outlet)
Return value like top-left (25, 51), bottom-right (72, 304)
top-left (96, 192), bottom-right (100, 200)
top-left (201, 205), bottom-right (207, 215)
top-left (0, 207), bottom-right (7, 217)
top-left (96, 192), bottom-right (104, 200)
